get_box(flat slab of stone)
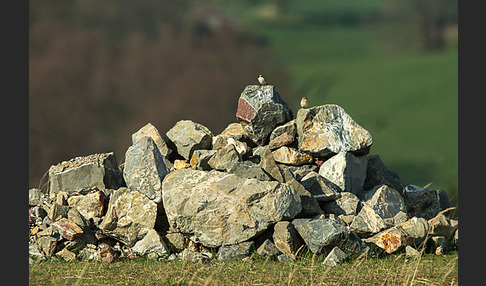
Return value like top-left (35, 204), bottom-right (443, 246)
top-left (48, 152), bottom-right (124, 197)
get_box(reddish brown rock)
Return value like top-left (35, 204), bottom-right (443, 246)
top-left (236, 85), bottom-right (293, 145)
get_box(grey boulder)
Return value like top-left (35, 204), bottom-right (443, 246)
top-left (207, 144), bottom-right (241, 171)
top-left (292, 218), bottom-right (349, 255)
top-left (361, 185), bottom-right (406, 219)
top-left (67, 189), bottom-right (106, 220)
top-left (363, 155), bottom-right (404, 194)
top-left (190, 149), bottom-right (217, 171)
top-left (295, 104), bottom-right (372, 157)
top-left (269, 120), bottom-right (297, 142)
top-left (165, 120), bottom-right (213, 160)
top-left (349, 204), bottom-right (387, 238)
top-left (318, 152), bottom-right (368, 195)
top-left (256, 239), bottom-right (282, 260)
top-left (162, 169), bottom-right (301, 248)
top-left (123, 136), bottom-right (168, 203)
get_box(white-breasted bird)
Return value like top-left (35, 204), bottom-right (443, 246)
top-left (300, 97), bottom-right (308, 108)
top-left (258, 74), bottom-right (267, 86)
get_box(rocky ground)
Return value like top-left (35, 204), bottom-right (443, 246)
top-left (29, 84), bottom-right (458, 266)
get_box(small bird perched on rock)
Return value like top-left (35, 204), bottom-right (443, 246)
top-left (258, 75), bottom-right (267, 86)
top-left (300, 97), bottom-right (308, 108)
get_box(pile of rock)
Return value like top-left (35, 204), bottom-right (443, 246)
top-left (29, 84), bottom-right (458, 265)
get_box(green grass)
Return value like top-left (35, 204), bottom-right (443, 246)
top-left (29, 251), bottom-right (458, 285)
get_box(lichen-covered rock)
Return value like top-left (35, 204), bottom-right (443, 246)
top-left (51, 218), bottom-right (84, 241)
top-left (365, 216), bottom-right (428, 254)
top-left (48, 203), bottom-right (70, 221)
top-left (161, 169), bottom-right (301, 248)
top-left (29, 188), bottom-right (45, 207)
top-left (364, 226), bottom-right (409, 254)
top-left (165, 120), bottom-right (213, 160)
top-left (427, 212), bottom-right (458, 238)
top-left (99, 187), bottom-right (157, 247)
top-left (217, 122), bottom-right (250, 142)
top-left (285, 177), bottom-right (322, 217)
top-left (212, 136), bottom-right (250, 158)
top-left (225, 161), bottom-right (273, 181)
top-left (256, 146), bottom-right (285, 182)
top-left (37, 236), bottom-right (58, 256)
top-left (272, 146), bottom-right (314, 165)
top-left (267, 133), bottom-right (295, 150)
top-left (48, 152), bottom-right (124, 198)
top-left (236, 85), bottom-right (293, 145)
top-left (296, 104), bottom-right (372, 157)
top-left (123, 136), bottom-right (168, 203)
top-left (318, 152), bottom-right (368, 195)
top-left (399, 216), bottom-right (429, 246)
top-left (181, 249), bottom-right (212, 264)
top-left (165, 232), bottom-right (188, 253)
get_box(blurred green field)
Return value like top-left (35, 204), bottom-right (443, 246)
top-left (220, 1), bottom-right (458, 204)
